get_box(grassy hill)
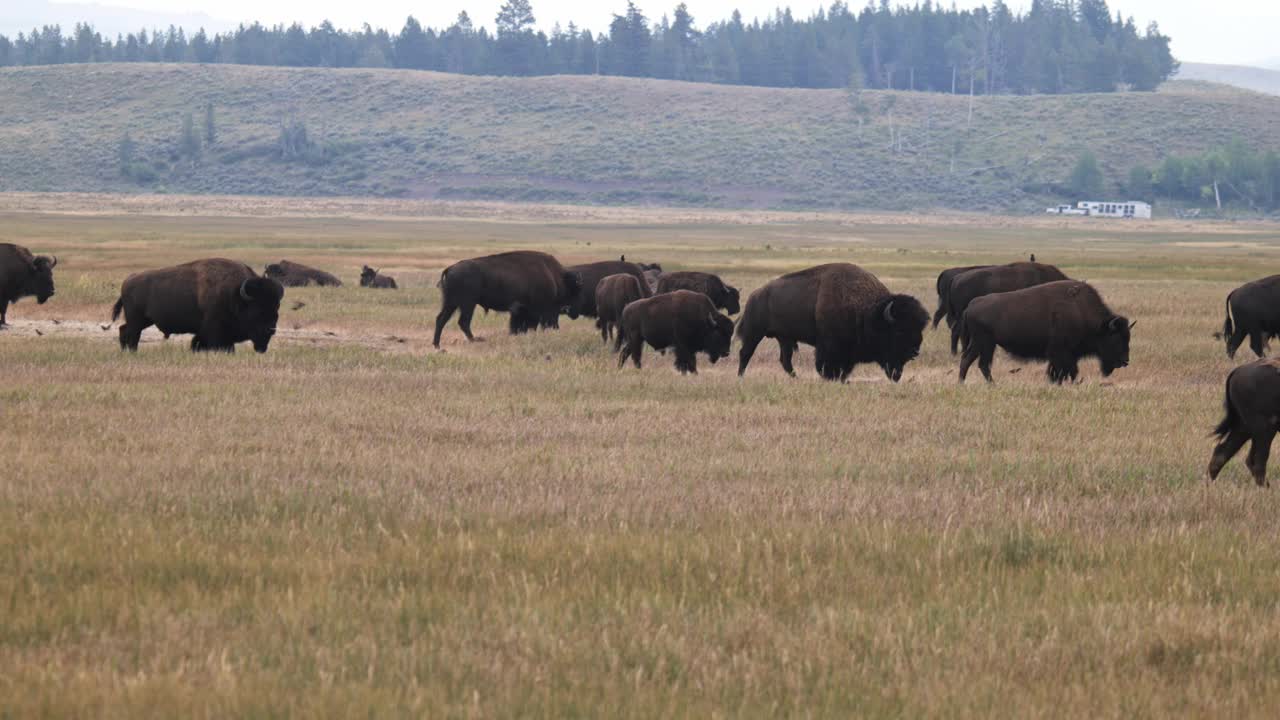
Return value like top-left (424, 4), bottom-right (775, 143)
top-left (1176, 63), bottom-right (1280, 96)
top-left (3, 63), bottom-right (1280, 212)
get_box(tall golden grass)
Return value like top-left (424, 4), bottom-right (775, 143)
top-left (3, 200), bottom-right (1280, 716)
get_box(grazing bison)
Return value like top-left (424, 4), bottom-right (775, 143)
top-left (945, 262), bottom-right (1070, 354)
top-left (958, 280), bottom-right (1133, 384)
top-left (111, 258), bottom-right (284, 353)
top-left (736, 263), bottom-right (929, 382)
top-left (932, 265), bottom-right (990, 329)
top-left (595, 273), bottom-right (646, 350)
top-left (264, 260), bottom-right (343, 287)
top-left (360, 266), bottom-right (397, 289)
top-left (1221, 275), bottom-right (1280, 359)
top-left (564, 260), bottom-right (651, 319)
top-left (656, 271), bottom-right (741, 315)
top-left (433, 251), bottom-right (581, 347)
top-left (0, 243), bottom-right (56, 326)
top-left (1208, 358), bottom-right (1280, 487)
top-left (618, 290), bottom-right (734, 374)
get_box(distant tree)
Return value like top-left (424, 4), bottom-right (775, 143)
top-left (117, 131), bottom-right (136, 176)
top-left (1069, 151), bottom-right (1103, 198)
top-left (203, 102), bottom-right (216, 146)
top-left (608, 1), bottom-right (651, 77)
top-left (179, 110), bottom-right (201, 162)
top-left (495, 0), bottom-right (540, 74)
top-left (1127, 164), bottom-right (1153, 201)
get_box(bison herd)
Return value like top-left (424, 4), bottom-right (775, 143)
top-left (5, 239), bottom-right (1280, 485)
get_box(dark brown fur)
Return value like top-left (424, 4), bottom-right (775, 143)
top-left (111, 258), bottom-right (284, 353)
top-left (360, 266), bottom-right (397, 289)
top-left (1221, 275), bottom-right (1280, 359)
top-left (958, 280), bottom-right (1132, 384)
top-left (932, 264), bottom-right (990, 329)
top-left (264, 260), bottom-right (343, 287)
top-left (0, 243), bottom-right (57, 326)
top-left (1209, 358), bottom-right (1280, 487)
top-left (655, 271), bottom-right (740, 314)
top-left (434, 251), bottom-right (581, 347)
top-left (736, 263), bottom-right (928, 382)
top-left (618, 290), bottom-right (734, 374)
top-left (945, 262), bottom-right (1070, 354)
top-left (595, 273), bottom-right (646, 350)
top-left (564, 260), bottom-right (652, 318)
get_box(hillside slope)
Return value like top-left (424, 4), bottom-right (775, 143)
top-left (2, 63), bottom-right (1279, 212)
top-left (1176, 63), bottom-right (1280, 96)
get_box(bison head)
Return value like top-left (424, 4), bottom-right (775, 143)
top-left (870, 294), bottom-right (928, 382)
top-left (27, 255), bottom-right (57, 304)
top-left (721, 285), bottom-right (741, 315)
top-left (264, 263), bottom-right (286, 279)
top-left (360, 266), bottom-right (379, 287)
top-left (235, 277), bottom-right (284, 353)
top-left (704, 311), bottom-right (735, 364)
top-left (1096, 315), bottom-right (1135, 376)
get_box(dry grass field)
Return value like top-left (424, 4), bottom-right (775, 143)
top-left (5, 194), bottom-right (1280, 716)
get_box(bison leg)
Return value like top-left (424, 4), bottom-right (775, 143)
top-left (618, 335), bottom-right (643, 369)
top-left (1249, 331), bottom-right (1268, 359)
top-left (1247, 431), bottom-right (1275, 487)
top-left (118, 316), bottom-right (149, 352)
top-left (816, 343), bottom-right (843, 381)
top-left (674, 344), bottom-right (697, 375)
top-left (778, 340), bottom-right (798, 377)
top-left (977, 344), bottom-right (996, 383)
top-left (958, 343), bottom-right (979, 383)
top-left (457, 304), bottom-right (479, 340)
top-left (1225, 328), bottom-right (1248, 359)
top-left (613, 325), bottom-right (626, 354)
top-left (433, 302), bottom-right (458, 348)
top-left (1208, 427), bottom-right (1250, 481)
top-left (949, 324), bottom-right (962, 356)
top-left (737, 334), bottom-right (763, 377)
top-left (598, 318), bottom-right (609, 343)
top-left (0, 299), bottom-right (7, 326)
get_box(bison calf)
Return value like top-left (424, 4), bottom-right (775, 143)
top-left (618, 290), bottom-right (733, 374)
top-left (360, 266), bottom-right (397, 289)
top-left (112, 258), bottom-right (284, 353)
top-left (958, 280), bottom-right (1133, 384)
top-left (0, 243), bottom-right (57, 326)
top-left (655, 271), bottom-right (740, 314)
top-left (595, 273), bottom-right (646, 350)
top-left (1209, 358), bottom-right (1280, 487)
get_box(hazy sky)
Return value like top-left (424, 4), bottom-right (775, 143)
top-left (44, 0), bottom-right (1280, 65)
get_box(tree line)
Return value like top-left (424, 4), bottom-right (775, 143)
top-left (1129, 142), bottom-right (1280, 212)
top-left (0, 0), bottom-right (1176, 94)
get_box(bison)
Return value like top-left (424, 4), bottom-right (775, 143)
top-left (0, 243), bottom-right (56, 327)
top-left (655, 271), bottom-right (741, 314)
top-left (1221, 275), bottom-right (1280, 359)
top-left (736, 263), bottom-right (928, 382)
top-left (264, 260), bottom-right (343, 287)
top-left (944, 262), bottom-right (1070, 354)
top-left (111, 258), bottom-right (284, 353)
top-left (617, 290), bottom-right (734, 374)
top-left (433, 251), bottom-right (581, 348)
top-left (1208, 358), bottom-right (1280, 487)
top-left (563, 260), bottom-right (652, 319)
top-left (932, 264), bottom-right (990, 329)
top-left (595, 273), bottom-right (647, 350)
top-left (958, 280), bottom-right (1133, 384)
top-left (360, 266), bottom-right (397, 289)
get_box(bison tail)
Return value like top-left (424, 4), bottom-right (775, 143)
top-left (110, 297), bottom-right (124, 323)
top-left (1222, 294), bottom-right (1235, 340)
top-left (436, 268), bottom-right (448, 290)
top-left (1213, 368), bottom-right (1242, 440)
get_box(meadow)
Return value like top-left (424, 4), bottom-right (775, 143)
top-left (5, 194), bottom-right (1280, 716)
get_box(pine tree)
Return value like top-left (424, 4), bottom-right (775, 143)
top-left (203, 102), bottom-right (216, 146)
top-left (179, 110), bottom-right (201, 162)
top-left (117, 131), bottom-right (136, 176)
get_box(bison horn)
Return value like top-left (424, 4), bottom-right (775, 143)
top-left (883, 300), bottom-right (895, 324)
top-left (708, 312), bottom-right (717, 329)
top-left (1129, 320), bottom-right (1137, 330)
top-left (240, 279), bottom-right (253, 301)
top-left (49, 255), bottom-right (58, 268)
